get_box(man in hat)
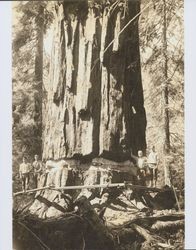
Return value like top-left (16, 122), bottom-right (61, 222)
top-left (19, 156), bottom-right (31, 192)
top-left (32, 154), bottom-right (43, 188)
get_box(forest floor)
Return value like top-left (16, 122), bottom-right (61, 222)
top-left (13, 184), bottom-right (184, 250)
top-left (13, 160), bottom-right (184, 250)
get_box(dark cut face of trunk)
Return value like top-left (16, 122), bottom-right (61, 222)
top-left (43, 0), bottom-right (146, 161)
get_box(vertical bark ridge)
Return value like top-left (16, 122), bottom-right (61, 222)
top-left (43, 1), bottom-right (146, 161)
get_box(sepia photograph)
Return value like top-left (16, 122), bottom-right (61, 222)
top-left (12, 0), bottom-right (184, 249)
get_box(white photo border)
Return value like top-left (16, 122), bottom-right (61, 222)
top-left (0, 0), bottom-right (195, 249)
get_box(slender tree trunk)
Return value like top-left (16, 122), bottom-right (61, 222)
top-left (34, 4), bottom-right (44, 155)
top-left (162, 0), bottom-right (171, 186)
top-left (162, 0), bottom-right (170, 153)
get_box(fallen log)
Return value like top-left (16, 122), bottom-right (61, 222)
top-left (132, 224), bottom-right (172, 249)
top-left (109, 212), bottom-right (184, 249)
top-left (13, 158), bottom-right (184, 250)
top-left (14, 196), bottom-right (115, 250)
top-left (113, 212), bottom-right (184, 229)
top-left (13, 213), bottom-right (86, 250)
top-left (74, 196), bottom-right (115, 250)
top-left (151, 219), bottom-right (184, 231)
top-left (132, 223), bottom-right (163, 242)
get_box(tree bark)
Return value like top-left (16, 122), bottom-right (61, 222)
top-left (43, 0), bottom-right (146, 161)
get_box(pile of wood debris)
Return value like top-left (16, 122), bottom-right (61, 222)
top-left (13, 159), bottom-right (184, 250)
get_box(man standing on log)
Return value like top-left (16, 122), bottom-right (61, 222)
top-left (19, 156), bottom-right (31, 192)
top-left (147, 146), bottom-right (159, 187)
top-left (32, 154), bottom-right (42, 188)
top-left (131, 150), bottom-right (148, 185)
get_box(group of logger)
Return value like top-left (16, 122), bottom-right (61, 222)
top-left (18, 154), bottom-right (42, 192)
top-left (18, 146), bottom-right (159, 192)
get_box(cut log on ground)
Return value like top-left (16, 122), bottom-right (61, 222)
top-left (13, 158), bottom-right (184, 249)
top-left (132, 224), bottom-right (172, 249)
top-left (151, 219), bottom-right (184, 231)
top-left (112, 212), bottom-right (184, 229)
top-left (14, 196), bottom-right (115, 250)
top-left (74, 196), bottom-right (115, 250)
top-left (14, 201), bottom-right (184, 250)
top-left (13, 213), bottom-right (86, 250)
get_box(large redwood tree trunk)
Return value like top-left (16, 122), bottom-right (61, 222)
top-left (43, 0), bottom-right (146, 161)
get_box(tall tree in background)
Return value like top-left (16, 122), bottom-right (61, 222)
top-left (162, 0), bottom-right (170, 154)
top-left (162, 0), bottom-right (171, 186)
top-left (34, 4), bottom-right (44, 145)
top-left (12, 1), bottom-right (53, 183)
top-left (139, 0), bottom-right (184, 189)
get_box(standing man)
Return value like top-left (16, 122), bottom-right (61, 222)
top-left (19, 156), bottom-right (31, 192)
top-left (32, 154), bottom-right (42, 188)
top-left (131, 150), bottom-right (148, 185)
top-left (148, 146), bottom-right (159, 187)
